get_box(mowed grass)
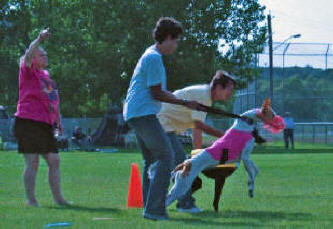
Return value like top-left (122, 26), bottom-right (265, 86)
top-left (0, 146), bottom-right (332, 228)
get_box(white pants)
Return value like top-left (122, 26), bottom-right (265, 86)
top-left (166, 150), bottom-right (219, 207)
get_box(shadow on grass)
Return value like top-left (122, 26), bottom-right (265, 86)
top-left (199, 209), bottom-right (313, 222)
top-left (253, 146), bottom-right (333, 154)
top-left (171, 217), bottom-right (262, 227)
top-left (45, 204), bottom-right (122, 213)
top-left (276, 194), bottom-right (333, 200)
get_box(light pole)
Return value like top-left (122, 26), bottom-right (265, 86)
top-left (280, 34), bottom-right (301, 114)
top-left (268, 13), bottom-right (273, 104)
top-left (267, 12), bottom-right (301, 107)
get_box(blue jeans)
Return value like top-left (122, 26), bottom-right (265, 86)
top-left (166, 150), bottom-right (219, 206)
top-left (167, 132), bottom-right (196, 209)
top-left (127, 115), bottom-right (173, 216)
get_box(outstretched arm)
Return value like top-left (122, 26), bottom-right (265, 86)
top-left (194, 120), bottom-right (224, 138)
top-left (150, 84), bottom-right (205, 110)
top-left (24, 28), bottom-right (50, 67)
top-left (192, 120), bottom-right (224, 149)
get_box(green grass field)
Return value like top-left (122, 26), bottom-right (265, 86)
top-left (1, 145), bottom-right (332, 228)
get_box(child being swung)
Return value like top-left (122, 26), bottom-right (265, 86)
top-left (166, 99), bottom-right (285, 206)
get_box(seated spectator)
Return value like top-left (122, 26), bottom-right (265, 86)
top-left (72, 126), bottom-right (93, 151)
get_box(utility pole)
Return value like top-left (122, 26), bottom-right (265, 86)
top-left (268, 13), bottom-right (273, 104)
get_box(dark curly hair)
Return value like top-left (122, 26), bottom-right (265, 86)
top-left (153, 17), bottom-right (183, 44)
top-left (210, 70), bottom-right (236, 90)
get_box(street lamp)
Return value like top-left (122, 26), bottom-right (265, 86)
top-left (273, 34), bottom-right (301, 51)
top-left (280, 34), bottom-right (301, 114)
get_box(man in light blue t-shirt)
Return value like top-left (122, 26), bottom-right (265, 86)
top-left (283, 112), bottom-right (295, 149)
top-left (123, 17), bottom-right (202, 221)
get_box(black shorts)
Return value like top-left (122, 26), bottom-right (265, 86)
top-left (14, 117), bottom-right (58, 154)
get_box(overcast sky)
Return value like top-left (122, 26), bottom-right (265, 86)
top-left (258, 0), bottom-right (333, 68)
top-left (259, 0), bottom-right (333, 43)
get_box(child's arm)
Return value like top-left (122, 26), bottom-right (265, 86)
top-left (173, 160), bottom-right (192, 178)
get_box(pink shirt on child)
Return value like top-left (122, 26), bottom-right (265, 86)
top-left (205, 128), bottom-right (253, 161)
top-left (15, 59), bottom-right (60, 126)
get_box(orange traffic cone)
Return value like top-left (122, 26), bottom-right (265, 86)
top-left (127, 163), bottom-right (143, 208)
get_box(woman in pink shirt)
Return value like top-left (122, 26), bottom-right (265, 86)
top-left (14, 29), bottom-right (68, 207)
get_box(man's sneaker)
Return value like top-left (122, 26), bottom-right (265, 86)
top-left (143, 213), bottom-right (169, 221)
top-left (177, 206), bottom-right (202, 213)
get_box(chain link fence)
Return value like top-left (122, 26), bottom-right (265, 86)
top-left (235, 42), bottom-right (333, 119)
top-left (205, 119), bottom-right (333, 146)
top-left (233, 42), bottom-right (333, 146)
top-left (2, 117), bottom-right (333, 150)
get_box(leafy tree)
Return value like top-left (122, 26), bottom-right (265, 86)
top-left (1, 0), bottom-right (267, 117)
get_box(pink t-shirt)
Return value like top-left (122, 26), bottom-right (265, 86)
top-left (205, 129), bottom-right (253, 161)
top-left (15, 59), bottom-right (60, 126)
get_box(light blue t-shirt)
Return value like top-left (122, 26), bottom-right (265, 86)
top-left (123, 45), bottom-right (167, 121)
top-left (283, 117), bottom-right (295, 129)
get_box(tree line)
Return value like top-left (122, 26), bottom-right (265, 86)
top-left (0, 0), bottom-right (266, 117)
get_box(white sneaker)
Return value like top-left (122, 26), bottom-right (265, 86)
top-left (177, 206), bottom-right (202, 213)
